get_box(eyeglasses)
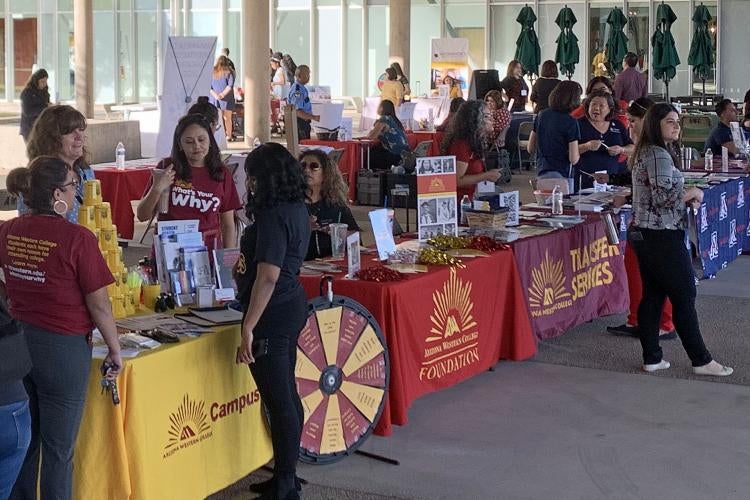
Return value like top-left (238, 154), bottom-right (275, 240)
top-left (301, 161), bottom-right (321, 171)
top-left (59, 178), bottom-right (80, 190)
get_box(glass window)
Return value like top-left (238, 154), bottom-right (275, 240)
top-left (692, 1), bottom-right (717, 97)
top-left (94, 12), bottom-right (116, 103)
top-left (446, 2), bottom-right (486, 71)
top-left (0, 19), bottom-right (5, 97)
top-left (94, 0), bottom-right (113, 9)
top-left (118, 12), bottom-right (135, 102)
top-left (344, 0), bottom-right (363, 98)
top-left (410, 0), bottom-right (440, 98)
top-left (490, 4), bottom-right (520, 79)
top-left (58, 0), bottom-right (73, 12)
top-left (14, 17), bottom-right (39, 98)
top-left (39, 14), bottom-right (56, 98)
top-left (227, 11), bottom-right (242, 83)
top-left (626, 1), bottom-right (649, 76)
top-left (275, 3), bottom-right (311, 68)
top-left (136, 12), bottom-right (157, 101)
top-left (135, 0), bottom-right (157, 9)
top-left (10, 0), bottom-right (36, 12)
top-left (159, 8), bottom-right (172, 95)
top-left (589, 2), bottom-right (621, 82)
top-left (317, 5), bottom-right (342, 96)
top-left (57, 13), bottom-right (75, 101)
top-left (189, 11), bottom-right (220, 37)
top-left (537, 1), bottom-right (586, 87)
top-left (650, 0), bottom-right (691, 98)
top-left (367, 4), bottom-right (389, 97)
top-left (41, 0), bottom-right (57, 13)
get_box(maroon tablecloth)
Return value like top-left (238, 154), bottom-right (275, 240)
top-left (94, 166), bottom-right (155, 239)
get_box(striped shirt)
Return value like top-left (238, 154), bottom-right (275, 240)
top-left (632, 145), bottom-right (687, 230)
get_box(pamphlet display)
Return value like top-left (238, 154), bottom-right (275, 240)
top-left (416, 156), bottom-right (458, 241)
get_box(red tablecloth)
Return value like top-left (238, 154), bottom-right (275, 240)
top-left (300, 140), bottom-right (368, 201)
top-left (510, 216), bottom-right (629, 339)
top-left (94, 166), bottom-right (155, 239)
top-left (300, 249), bottom-right (536, 436)
top-left (406, 131), bottom-right (443, 157)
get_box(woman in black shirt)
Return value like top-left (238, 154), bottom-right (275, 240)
top-left (500, 60), bottom-right (529, 112)
top-left (530, 60), bottom-right (561, 113)
top-left (19, 69), bottom-right (50, 143)
top-left (300, 149), bottom-right (359, 260)
top-left (235, 143), bottom-right (310, 500)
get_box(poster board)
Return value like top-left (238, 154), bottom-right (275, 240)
top-left (430, 38), bottom-right (469, 96)
top-left (416, 156), bottom-right (458, 241)
top-left (156, 36), bottom-right (217, 158)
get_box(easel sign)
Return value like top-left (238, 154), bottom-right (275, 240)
top-left (416, 156), bottom-right (458, 241)
top-left (156, 36), bottom-right (217, 157)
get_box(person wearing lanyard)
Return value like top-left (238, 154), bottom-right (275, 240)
top-left (287, 65), bottom-right (320, 141)
top-left (2, 156), bottom-right (122, 500)
top-left (500, 60), bottom-right (530, 112)
top-left (137, 114), bottom-right (242, 253)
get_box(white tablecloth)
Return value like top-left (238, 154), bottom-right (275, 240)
top-left (359, 96), bottom-right (451, 131)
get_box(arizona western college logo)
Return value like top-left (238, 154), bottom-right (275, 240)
top-left (709, 231), bottom-right (719, 260)
top-left (700, 203), bottom-right (708, 233)
top-left (163, 394), bottom-right (213, 458)
top-left (738, 181), bottom-right (745, 208)
top-left (719, 192), bottom-right (728, 221)
top-left (528, 250), bottom-right (572, 317)
top-left (420, 269), bottom-right (480, 380)
top-left (729, 219), bottom-right (738, 248)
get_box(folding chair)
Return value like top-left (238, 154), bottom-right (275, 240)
top-left (413, 140), bottom-right (433, 158)
top-left (517, 121), bottom-right (535, 171)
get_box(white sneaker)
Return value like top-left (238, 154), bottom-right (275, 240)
top-left (643, 360), bottom-right (671, 372)
top-left (693, 361), bottom-right (733, 376)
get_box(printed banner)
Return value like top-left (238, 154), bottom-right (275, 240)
top-left (430, 38), bottom-right (470, 95)
top-left (512, 218), bottom-right (629, 340)
top-left (417, 156), bottom-right (458, 241)
top-left (695, 177), bottom-right (750, 278)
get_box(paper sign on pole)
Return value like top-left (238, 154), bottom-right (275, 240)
top-left (156, 36), bottom-right (217, 157)
top-left (416, 156), bottom-right (458, 241)
top-left (369, 209), bottom-right (396, 261)
top-left (430, 38), bottom-right (469, 96)
top-left (499, 191), bottom-right (520, 227)
top-left (347, 232), bottom-right (361, 278)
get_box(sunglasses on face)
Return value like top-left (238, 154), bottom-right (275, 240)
top-left (301, 161), bottom-right (321, 171)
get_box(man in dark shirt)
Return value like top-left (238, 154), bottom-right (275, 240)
top-left (704, 99), bottom-right (739, 157)
top-left (613, 52), bottom-right (647, 102)
top-left (221, 48), bottom-right (235, 74)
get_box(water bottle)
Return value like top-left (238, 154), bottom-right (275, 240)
top-left (704, 148), bottom-right (713, 171)
top-left (460, 195), bottom-right (471, 225)
top-left (551, 186), bottom-right (564, 215)
top-left (115, 142), bottom-right (126, 170)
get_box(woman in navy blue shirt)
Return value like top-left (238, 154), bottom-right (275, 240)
top-left (576, 90), bottom-right (633, 189)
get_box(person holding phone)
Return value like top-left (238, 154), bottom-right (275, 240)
top-left (235, 144), bottom-right (310, 500)
top-left (1, 156), bottom-right (122, 499)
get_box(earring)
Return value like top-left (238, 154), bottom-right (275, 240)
top-left (53, 199), bottom-right (68, 215)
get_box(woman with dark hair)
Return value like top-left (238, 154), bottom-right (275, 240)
top-left (530, 60), bottom-right (561, 113)
top-left (499, 60), bottom-right (529, 112)
top-left (576, 90), bottom-right (633, 188)
top-left (282, 54), bottom-right (297, 85)
top-left (528, 80), bottom-right (582, 181)
top-left (3, 156), bottom-right (122, 499)
top-left (210, 55), bottom-right (236, 140)
top-left (436, 96), bottom-right (465, 132)
top-left (390, 61), bottom-right (411, 96)
top-left (440, 100), bottom-right (500, 201)
top-left (137, 114), bottom-right (241, 252)
top-left (381, 67), bottom-right (404, 107)
top-left (235, 143), bottom-right (310, 500)
top-left (300, 149), bottom-right (360, 260)
top-left (23, 105), bottom-right (94, 224)
top-left (571, 76), bottom-right (629, 127)
top-left (442, 75), bottom-right (461, 99)
top-left (629, 103), bottom-right (732, 376)
top-left (19, 68), bottom-right (50, 142)
top-left (189, 95), bottom-right (227, 149)
top-left (366, 99), bottom-right (410, 170)
top-left (484, 90), bottom-right (511, 147)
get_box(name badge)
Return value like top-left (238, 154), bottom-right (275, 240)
top-left (521, 90), bottom-right (528, 97)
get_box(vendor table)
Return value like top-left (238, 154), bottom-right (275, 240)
top-left (74, 325), bottom-right (272, 500)
top-left (300, 249), bottom-right (536, 436)
top-left (360, 96), bottom-right (451, 131)
top-left (511, 216), bottom-right (629, 340)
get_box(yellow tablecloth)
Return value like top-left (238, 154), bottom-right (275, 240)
top-left (73, 325), bottom-right (273, 499)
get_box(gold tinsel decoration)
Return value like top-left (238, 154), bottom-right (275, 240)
top-left (418, 247), bottom-right (465, 268)
top-left (426, 234), bottom-right (471, 251)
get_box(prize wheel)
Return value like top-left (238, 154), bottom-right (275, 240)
top-left (295, 277), bottom-right (389, 464)
top-left (376, 73), bottom-right (386, 92)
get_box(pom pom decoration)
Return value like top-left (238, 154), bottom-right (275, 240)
top-left (426, 234), bottom-right (471, 251)
top-left (417, 247), bottom-right (465, 268)
top-left (466, 236), bottom-right (509, 253)
top-left (356, 265), bottom-right (408, 282)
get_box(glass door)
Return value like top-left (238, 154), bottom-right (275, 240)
top-left (13, 16), bottom-right (38, 98)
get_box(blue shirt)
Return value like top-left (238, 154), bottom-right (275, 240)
top-left (287, 81), bottom-right (312, 114)
top-left (577, 118), bottom-right (632, 188)
top-left (704, 122), bottom-right (733, 155)
top-left (377, 115), bottom-right (410, 156)
top-left (534, 109), bottom-right (580, 177)
top-left (17, 167), bottom-right (95, 224)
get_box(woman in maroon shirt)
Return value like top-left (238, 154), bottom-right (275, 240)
top-left (1, 156), bottom-right (121, 500)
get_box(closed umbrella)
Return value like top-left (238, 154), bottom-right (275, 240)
top-left (687, 3), bottom-right (713, 105)
top-left (651, 2), bottom-right (680, 100)
top-left (514, 5), bottom-right (542, 79)
top-left (554, 6), bottom-right (580, 80)
top-left (605, 7), bottom-right (629, 74)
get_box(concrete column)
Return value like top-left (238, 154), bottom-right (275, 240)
top-left (389, 0), bottom-right (410, 77)
top-left (243, 0), bottom-right (270, 145)
top-left (74, 0), bottom-right (94, 118)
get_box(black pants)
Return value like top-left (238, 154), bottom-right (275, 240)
top-left (629, 227), bottom-right (712, 366)
top-left (297, 118), bottom-right (311, 140)
top-left (369, 145), bottom-right (401, 171)
top-left (249, 290), bottom-right (307, 498)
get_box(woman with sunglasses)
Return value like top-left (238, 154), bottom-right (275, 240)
top-left (2, 156), bottom-right (122, 500)
top-left (137, 114), bottom-right (242, 253)
top-left (629, 103), bottom-right (732, 376)
top-left (299, 149), bottom-right (359, 260)
top-left (21, 105), bottom-right (95, 224)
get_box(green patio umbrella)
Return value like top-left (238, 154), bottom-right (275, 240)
top-left (651, 2), bottom-right (680, 100)
top-left (554, 6), bottom-right (580, 80)
top-left (514, 5), bottom-right (542, 79)
top-left (687, 3), bottom-right (714, 104)
top-left (605, 7), bottom-right (629, 74)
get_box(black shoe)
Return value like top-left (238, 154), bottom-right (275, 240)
top-left (249, 476), bottom-right (302, 494)
top-left (659, 330), bottom-right (678, 340)
top-left (606, 324), bottom-right (639, 337)
top-left (253, 485), bottom-right (301, 500)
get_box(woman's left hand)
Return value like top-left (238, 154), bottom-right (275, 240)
top-left (236, 329), bottom-right (255, 364)
top-left (607, 145), bottom-right (624, 156)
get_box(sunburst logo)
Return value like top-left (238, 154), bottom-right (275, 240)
top-left (528, 251), bottom-right (571, 309)
top-left (427, 268), bottom-right (477, 342)
top-left (165, 394), bottom-right (211, 451)
top-left (428, 177), bottom-right (447, 192)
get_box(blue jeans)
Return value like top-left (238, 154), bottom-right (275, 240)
top-left (0, 400), bottom-right (31, 500)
